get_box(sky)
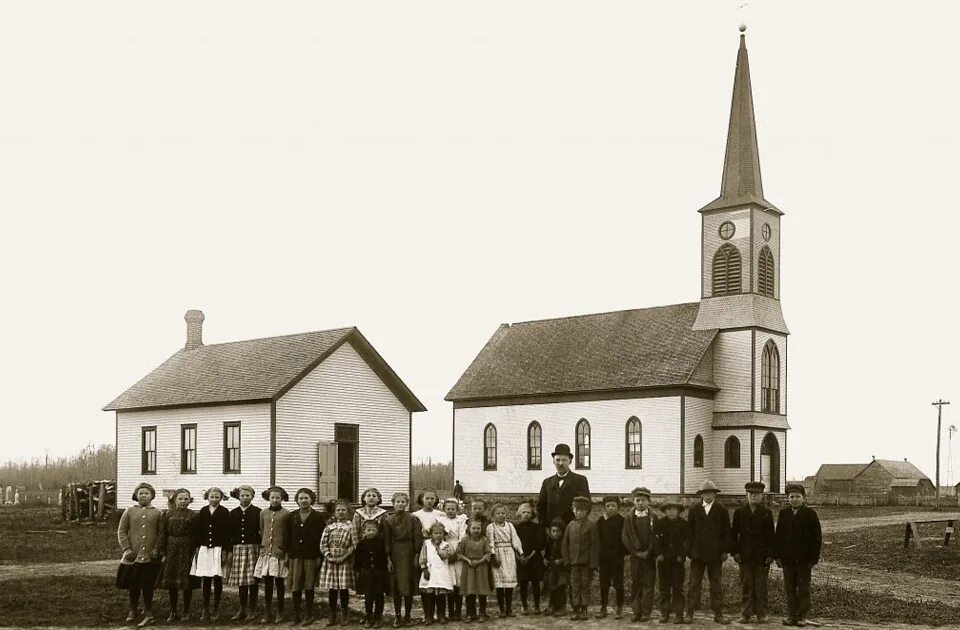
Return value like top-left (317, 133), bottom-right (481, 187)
top-left (1, 1), bottom-right (958, 483)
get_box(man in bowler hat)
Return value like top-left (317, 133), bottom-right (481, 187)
top-left (537, 443), bottom-right (591, 531)
top-left (729, 481), bottom-right (775, 624)
top-left (684, 480), bottom-right (730, 625)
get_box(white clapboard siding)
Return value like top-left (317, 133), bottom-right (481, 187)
top-left (754, 332), bottom-right (788, 415)
top-left (713, 330), bottom-right (752, 411)
top-left (117, 403), bottom-right (271, 508)
top-left (275, 342), bottom-right (410, 504)
top-left (709, 428), bottom-right (752, 493)
top-left (701, 208), bottom-right (750, 297)
top-left (454, 397), bottom-right (682, 495)
top-left (751, 208), bottom-right (781, 300)
top-left (683, 397), bottom-right (714, 494)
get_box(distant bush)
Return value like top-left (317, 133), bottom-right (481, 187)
top-left (411, 458), bottom-right (452, 496)
top-left (0, 443), bottom-right (115, 491)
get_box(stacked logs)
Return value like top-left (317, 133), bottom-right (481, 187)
top-left (60, 480), bottom-right (116, 522)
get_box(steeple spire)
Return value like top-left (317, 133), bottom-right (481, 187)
top-left (700, 26), bottom-right (780, 214)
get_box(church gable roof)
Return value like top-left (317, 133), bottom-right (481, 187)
top-left (104, 327), bottom-right (426, 413)
top-left (445, 302), bottom-right (717, 402)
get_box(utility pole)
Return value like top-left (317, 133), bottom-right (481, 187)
top-left (932, 399), bottom-right (951, 509)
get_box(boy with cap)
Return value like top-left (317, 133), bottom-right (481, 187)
top-left (729, 481), bottom-right (775, 624)
top-left (621, 487), bottom-right (657, 622)
top-left (775, 484), bottom-right (822, 627)
top-left (561, 496), bottom-right (600, 621)
top-left (653, 499), bottom-right (687, 624)
top-left (684, 480), bottom-right (730, 625)
top-left (595, 495), bottom-right (627, 619)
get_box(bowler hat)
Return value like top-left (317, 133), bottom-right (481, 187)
top-left (631, 487), bottom-right (652, 499)
top-left (745, 481), bottom-right (766, 493)
top-left (697, 480), bottom-right (720, 495)
top-left (551, 443), bottom-right (573, 458)
top-left (785, 483), bottom-right (806, 496)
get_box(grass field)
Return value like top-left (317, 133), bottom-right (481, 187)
top-left (821, 521), bottom-right (960, 581)
top-left (0, 505), bottom-right (118, 565)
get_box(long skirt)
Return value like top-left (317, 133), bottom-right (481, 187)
top-left (317, 558), bottom-right (355, 591)
top-left (226, 543), bottom-right (260, 586)
top-left (460, 564), bottom-right (493, 597)
top-left (289, 558), bottom-right (320, 591)
top-left (254, 552), bottom-right (289, 579)
top-left (388, 538), bottom-right (419, 597)
top-left (490, 543), bottom-right (518, 588)
top-left (190, 546), bottom-right (224, 578)
top-left (159, 536), bottom-right (197, 590)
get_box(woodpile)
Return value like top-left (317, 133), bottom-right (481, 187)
top-left (60, 480), bottom-right (116, 522)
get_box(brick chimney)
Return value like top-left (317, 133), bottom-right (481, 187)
top-left (184, 310), bottom-right (205, 350)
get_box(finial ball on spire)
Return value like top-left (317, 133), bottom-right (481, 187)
top-left (739, 23), bottom-right (747, 33)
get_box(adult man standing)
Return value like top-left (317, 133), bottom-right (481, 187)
top-left (537, 444), bottom-right (591, 530)
top-left (685, 480), bottom-right (731, 625)
top-left (729, 481), bottom-right (775, 624)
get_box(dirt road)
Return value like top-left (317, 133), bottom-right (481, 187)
top-left (820, 511), bottom-right (959, 534)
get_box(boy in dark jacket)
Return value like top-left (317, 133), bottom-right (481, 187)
top-left (542, 518), bottom-right (569, 616)
top-left (653, 500), bottom-right (687, 624)
top-left (595, 496), bottom-right (626, 619)
top-left (775, 484), bottom-right (822, 627)
top-left (684, 480), bottom-right (730, 625)
top-left (561, 496), bottom-right (600, 621)
top-left (729, 481), bottom-right (775, 624)
top-left (621, 487), bottom-right (657, 622)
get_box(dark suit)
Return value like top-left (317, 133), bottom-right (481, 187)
top-left (730, 504), bottom-right (775, 618)
top-left (536, 471), bottom-right (590, 530)
top-left (685, 501), bottom-right (729, 615)
top-left (775, 505), bottom-right (822, 621)
top-left (653, 517), bottom-right (688, 616)
top-left (621, 511), bottom-right (657, 618)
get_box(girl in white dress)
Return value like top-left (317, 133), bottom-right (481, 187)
top-left (438, 498), bottom-right (468, 621)
top-left (487, 503), bottom-right (524, 617)
top-left (412, 487), bottom-right (441, 539)
top-left (418, 522), bottom-right (453, 624)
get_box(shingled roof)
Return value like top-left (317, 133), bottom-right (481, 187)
top-left (872, 459), bottom-right (930, 481)
top-left (104, 327), bottom-right (426, 413)
top-left (814, 464), bottom-right (868, 481)
top-left (446, 302), bottom-right (718, 402)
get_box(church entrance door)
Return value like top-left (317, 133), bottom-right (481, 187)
top-left (760, 433), bottom-right (780, 493)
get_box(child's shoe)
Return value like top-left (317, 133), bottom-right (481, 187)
top-left (520, 605), bottom-right (528, 616)
top-left (533, 605), bottom-right (542, 615)
top-left (738, 615), bottom-right (751, 624)
top-left (166, 611), bottom-right (180, 624)
top-left (261, 608), bottom-right (274, 625)
top-left (137, 616), bottom-right (154, 628)
top-left (594, 607), bottom-right (607, 619)
top-left (795, 619), bottom-right (807, 628)
top-left (614, 607), bottom-right (623, 620)
top-left (124, 611), bottom-right (137, 624)
top-left (339, 611), bottom-right (349, 626)
top-left (541, 608), bottom-right (552, 617)
top-left (659, 612), bottom-right (670, 623)
top-left (232, 609), bottom-right (247, 622)
top-left (756, 615), bottom-right (769, 624)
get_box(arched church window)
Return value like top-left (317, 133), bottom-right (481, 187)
top-left (712, 244), bottom-right (742, 296)
top-left (724, 436), bottom-right (741, 468)
top-left (693, 434), bottom-right (704, 468)
top-left (483, 423), bottom-right (497, 470)
top-left (761, 340), bottom-right (781, 413)
top-left (575, 419), bottom-right (591, 469)
top-left (625, 417), bottom-right (642, 469)
top-left (527, 421), bottom-right (542, 470)
top-left (758, 246), bottom-right (775, 297)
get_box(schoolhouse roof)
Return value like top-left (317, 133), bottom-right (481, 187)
top-left (104, 327), bottom-right (426, 413)
top-left (445, 302), bottom-right (718, 402)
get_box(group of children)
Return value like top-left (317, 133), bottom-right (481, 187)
top-left (117, 480), bottom-right (821, 628)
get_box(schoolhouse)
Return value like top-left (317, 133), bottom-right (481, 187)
top-left (104, 310), bottom-right (426, 507)
top-left (447, 31), bottom-right (789, 497)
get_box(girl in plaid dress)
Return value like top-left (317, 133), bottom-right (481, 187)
top-left (226, 485), bottom-right (261, 622)
top-left (255, 486), bottom-right (291, 624)
top-left (487, 503), bottom-right (524, 617)
top-left (319, 499), bottom-right (357, 626)
top-left (159, 489), bottom-right (198, 622)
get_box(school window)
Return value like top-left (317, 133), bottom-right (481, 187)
top-left (758, 246), bottom-right (775, 297)
top-left (625, 417), bottom-right (642, 469)
top-left (693, 434), bottom-right (704, 468)
top-left (223, 422), bottom-right (241, 473)
top-left (483, 423), bottom-right (497, 470)
top-left (761, 340), bottom-right (780, 413)
top-left (181, 424), bottom-right (197, 474)
top-left (712, 243), bottom-right (742, 296)
top-left (527, 421), bottom-right (542, 470)
top-left (141, 426), bottom-right (157, 474)
top-left (724, 436), bottom-right (741, 468)
top-left (575, 419), bottom-right (591, 469)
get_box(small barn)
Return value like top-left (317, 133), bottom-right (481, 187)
top-left (812, 464), bottom-right (867, 494)
top-left (104, 310), bottom-right (426, 507)
top-left (813, 458), bottom-right (933, 497)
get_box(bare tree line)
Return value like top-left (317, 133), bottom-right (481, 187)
top-left (0, 443), bottom-right (115, 490)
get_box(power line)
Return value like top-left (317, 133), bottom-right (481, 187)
top-left (932, 399), bottom-right (951, 509)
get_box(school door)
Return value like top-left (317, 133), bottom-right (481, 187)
top-left (317, 424), bottom-right (359, 503)
top-left (317, 442), bottom-right (339, 503)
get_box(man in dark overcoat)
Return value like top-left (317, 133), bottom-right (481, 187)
top-left (684, 480), bottom-right (730, 625)
top-left (537, 443), bottom-right (591, 531)
top-left (775, 484), bottom-right (822, 627)
top-left (729, 481), bottom-right (775, 624)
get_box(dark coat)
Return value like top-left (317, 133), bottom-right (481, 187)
top-left (775, 505), bottom-right (822, 566)
top-left (686, 501), bottom-right (730, 562)
top-left (730, 504), bottom-right (775, 563)
top-left (287, 509), bottom-right (327, 560)
top-left (653, 516), bottom-right (688, 561)
top-left (194, 505), bottom-right (232, 551)
top-left (620, 511), bottom-right (657, 563)
top-left (561, 517), bottom-right (600, 568)
top-left (537, 471), bottom-right (591, 529)
top-left (354, 536), bottom-right (390, 595)
top-left (598, 514), bottom-right (627, 564)
top-left (229, 505), bottom-right (262, 546)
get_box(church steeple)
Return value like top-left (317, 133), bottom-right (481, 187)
top-left (700, 26), bottom-right (780, 215)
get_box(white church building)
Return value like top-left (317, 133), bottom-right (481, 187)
top-left (447, 31), bottom-right (789, 497)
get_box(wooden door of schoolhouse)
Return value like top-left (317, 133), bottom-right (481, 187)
top-left (317, 442), bottom-right (339, 503)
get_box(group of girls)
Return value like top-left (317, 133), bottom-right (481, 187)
top-left (117, 483), bottom-right (547, 628)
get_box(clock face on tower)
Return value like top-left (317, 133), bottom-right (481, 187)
top-left (719, 221), bottom-right (736, 240)
top-left (762, 223), bottom-right (772, 241)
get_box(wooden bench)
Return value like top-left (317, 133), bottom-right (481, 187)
top-left (902, 517), bottom-right (958, 548)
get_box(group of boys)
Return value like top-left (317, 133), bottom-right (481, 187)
top-left (555, 480), bottom-right (822, 626)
